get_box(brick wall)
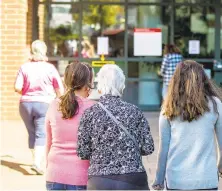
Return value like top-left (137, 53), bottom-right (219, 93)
top-left (0, 0), bottom-right (33, 120)
top-left (27, 0), bottom-right (33, 45)
top-left (38, 3), bottom-right (45, 41)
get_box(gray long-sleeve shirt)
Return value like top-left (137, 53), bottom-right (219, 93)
top-left (153, 97), bottom-right (222, 190)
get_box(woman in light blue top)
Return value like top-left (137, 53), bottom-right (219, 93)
top-left (153, 60), bottom-right (222, 190)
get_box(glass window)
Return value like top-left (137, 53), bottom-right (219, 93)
top-left (174, 6), bottom-right (215, 58)
top-left (127, 62), bottom-right (162, 107)
top-left (175, 0), bottom-right (214, 3)
top-left (129, 0), bottom-right (170, 2)
top-left (81, 4), bottom-right (125, 58)
top-left (42, 4), bottom-right (80, 57)
top-left (52, 0), bottom-right (79, 2)
top-left (221, 8), bottom-right (222, 58)
top-left (82, 0), bottom-right (124, 2)
top-left (127, 5), bottom-right (171, 57)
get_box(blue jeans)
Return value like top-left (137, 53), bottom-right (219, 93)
top-left (46, 182), bottom-right (86, 190)
top-left (19, 102), bottom-right (49, 149)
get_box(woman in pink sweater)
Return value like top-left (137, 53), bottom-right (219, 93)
top-left (14, 40), bottom-right (64, 175)
top-left (45, 62), bottom-right (95, 190)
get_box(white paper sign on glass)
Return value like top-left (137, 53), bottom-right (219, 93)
top-left (189, 40), bottom-right (200, 54)
top-left (97, 37), bottom-right (109, 55)
top-left (134, 28), bottom-right (162, 56)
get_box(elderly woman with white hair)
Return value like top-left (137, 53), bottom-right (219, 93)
top-left (14, 40), bottom-right (64, 175)
top-left (77, 64), bottom-right (154, 190)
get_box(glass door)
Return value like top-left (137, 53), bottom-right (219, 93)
top-left (126, 5), bottom-right (171, 109)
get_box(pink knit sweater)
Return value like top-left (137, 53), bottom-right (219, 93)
top-left (45, 97), bottom-right (95, 185)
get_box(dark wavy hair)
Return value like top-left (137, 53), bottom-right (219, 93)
top-left (163, 44), bottom-right (181, 55)
top-left (163, 60), bottom-right (222, 122)
top-left (58, 61), bottom-right (93, 119)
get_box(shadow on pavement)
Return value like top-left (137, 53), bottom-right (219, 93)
top-left (1, 159), bottom-right (35, 175)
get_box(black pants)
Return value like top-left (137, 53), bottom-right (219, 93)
top-left (87, 176), bottom-right (149, 190)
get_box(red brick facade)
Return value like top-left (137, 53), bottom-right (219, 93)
top-left (0, 0), bottom-right (33, 120)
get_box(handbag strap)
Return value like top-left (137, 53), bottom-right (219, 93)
top-left (98, 102), bottom-right (140, 152)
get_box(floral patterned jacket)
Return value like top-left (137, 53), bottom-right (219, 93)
top-left (77, 94), bottom-right (154, 176)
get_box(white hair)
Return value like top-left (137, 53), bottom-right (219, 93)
top-left (97, 64), bottom-right (125, 97)
top-left (31, 40), bottom-right (48, 61)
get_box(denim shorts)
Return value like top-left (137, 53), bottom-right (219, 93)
top-left (46, 181), bottom-right (86, 190)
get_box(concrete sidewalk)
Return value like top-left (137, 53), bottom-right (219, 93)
top-left (1, 120), bottom-right (45, 190)
top-left (1, 113), bottom-right (221, 190)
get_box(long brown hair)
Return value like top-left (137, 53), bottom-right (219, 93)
top-left (163, 60), bottom-right (222, 122)
top-left (163, 44), bottom-right (181, 55)
top-left (59, 61), bottom-right (93, 119)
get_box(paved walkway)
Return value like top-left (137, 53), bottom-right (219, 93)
top-left (1, 113), bottom-right (221, 190)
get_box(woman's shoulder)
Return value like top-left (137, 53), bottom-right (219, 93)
top-left (210, 96), bottom-right (222, 107)
top-left (121, 100), bottom-right (145, 118)
top-left (46, 99), bottom-right (60, 117)
top-left (20, 61), bottom-right (33, 68)
top-left (167, 53), bottom-right (182, 58)
top-left (49, 98), bottom-right (60, 108)
top-left (18, 61), bottom-right (38, 73)
top-left (78, 100), bottom-right (97, 120)
top-left (78, 97), bottom-right (96, 110)
top-left (21, 61), bottom-right (53, 69)
top-left (83, 98), bottom-right (96, 108)
top-left (212, 96), bottom-right (222, 102)
top-left (206, 96), bottom-right (222, 115)
top-left (41, 62), bottom-right (57, 70)
top-left (208, 96), bottom-right (221, 104)
top-left (126, 101), bottom-right (141, 111)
